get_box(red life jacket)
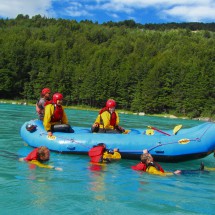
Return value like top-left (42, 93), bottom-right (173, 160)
top-left (99, 107), bottom-right (117, 127)
top-left (131, 162), bottom-right (147, 171)
top-left (24, 148), bottom-right (39, 161)
top-left (44, 100), bottom-right (53, 107)
top-left (51, 104), bottom-right (63, 122)
top-left (88, 146), bottom-right (105, 163)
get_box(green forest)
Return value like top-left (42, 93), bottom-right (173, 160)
top-left (0, 15), bottom-right (215, 119)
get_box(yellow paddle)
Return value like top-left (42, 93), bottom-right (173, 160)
top-left (173, 124), bottom-right (182, 135)
top-left (148, 124), bottom-right (183, 136)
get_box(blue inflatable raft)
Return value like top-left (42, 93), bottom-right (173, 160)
top-left (20, 120), bottom-right (215, 162)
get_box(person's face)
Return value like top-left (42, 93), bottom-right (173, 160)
top-left (56, 99), bottom-right (63, 105)
top-left (109, 107), bottom-right (115, 113)
top-left (146, 155), bottom-right (153, 164)
top-left (45, 92), bottom-right (51, 99)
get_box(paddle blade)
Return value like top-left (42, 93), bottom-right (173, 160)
top-left (173, 125), bottom-right (182, 135)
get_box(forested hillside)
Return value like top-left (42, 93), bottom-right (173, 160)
top-left (0, 15), bottom-right (215, 119)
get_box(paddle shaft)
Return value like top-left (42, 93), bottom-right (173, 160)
top-left (148, 126), bottom-right (171, 136)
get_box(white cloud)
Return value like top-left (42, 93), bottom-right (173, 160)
top-left (64, 2), bottom-right (92, 17)
top-left (0, 0), bottom-right (214, 22)
top-left (107, 13), bottom-right (119, 19)
top-left (98, 0), bottom-right (215, 22)
top-left (0, 0), bottom-right (53, 18)
top-left (99, 2), bottom-right (134, 13)
top-left (163, 5), bottom-right (215, 22)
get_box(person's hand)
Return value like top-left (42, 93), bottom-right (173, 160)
top-left (118, 126), bottom-right (125, 132)
top-left (55, 167), bottom-right (63, 171)
top-left (92, 123), bottom-right (99, 128)
top-left (48, 131), bottom-right (53, 136)
top-left (114, 148), bottom-right (119, 152)
top-left (174, 170), bottom-right (181, 174)
top-left (143, 149), bottom-right (148, 154)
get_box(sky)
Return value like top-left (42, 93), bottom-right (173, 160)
top-left (0, 0), bottom-right (215, 24)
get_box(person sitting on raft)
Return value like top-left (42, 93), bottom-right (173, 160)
top-left (36, 88), bottom-right (52, 121)
top-left (88, 143), bottom-right (121, 163)
top-left (43, 92), bottom-right (74, 136)
top-left (19, 146), bottom-right (62, 171)
top-left (91, 99), bottom-right (125, 133)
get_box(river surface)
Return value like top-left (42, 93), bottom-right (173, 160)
top-left (0, 103), bottom-right (214, 215)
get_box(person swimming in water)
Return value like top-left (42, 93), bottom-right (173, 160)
top-left (132, 149), bottom-right (207, 176)
top-left (88, 143), bottom-right (121, 163)
top-left (19, 146), bottom-right (62, 171)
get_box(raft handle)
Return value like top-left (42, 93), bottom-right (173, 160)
top-left (155, 151), bottom-right (164, 154)
top-left (67, 146), bottom-right (76, 151)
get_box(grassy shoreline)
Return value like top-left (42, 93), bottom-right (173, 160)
top-left (1, 99), bottom-right (213, 122)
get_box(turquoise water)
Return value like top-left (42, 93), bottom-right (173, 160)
top-left (0, 103), bottom-right (215, 215)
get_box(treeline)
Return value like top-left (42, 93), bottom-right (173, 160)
top-left (104, 20), bottom-right (215, 32)
top-left (0, 14), bottom-right (215, 119)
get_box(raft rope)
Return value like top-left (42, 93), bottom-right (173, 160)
top-left (147, 123), bottom-right (214, 152)
top-left (27, 120), bottom-right (91, 149)
top-left (120, 123), bottom-right (214, 153)
top-left (39, 132), bottom-right (91, 149)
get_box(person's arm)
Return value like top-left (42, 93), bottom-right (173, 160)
top-left (94, 115), bottom-right (100, 124)
top-left (204, 167), bottom-right (215, 171)
top-left (115, 111), bottom-right (120, 126)
top-left (100, 111), bottom-right (111, 129)
top-left (29, 160), bottom-right (63, 171)
top-left (43, 104), bottom-right (53, 133)
top-left (147, 166), bottom-right (173, 176)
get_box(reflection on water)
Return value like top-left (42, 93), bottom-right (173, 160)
top-left (88, 164), bottom-right (107, 201)
top-left (0, 103), bottom-right (215, 215)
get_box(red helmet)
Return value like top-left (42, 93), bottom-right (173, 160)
top-left (53, 93), bottom-right (63, 104)
top-left (106, 99), bottom-right (116, 108)
top-left (41, 88), bottom-right (51, 95)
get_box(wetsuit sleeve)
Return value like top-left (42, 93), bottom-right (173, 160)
top-left (38, 98), bottom-right (45, 108)
top-left (147, 166), bottom-right (173, 176)
top-left (61, 107), bottom-right (69, 124)
top-left (43, 104), bottom-right (54, 131)
top-left (29, 160), bottom-right (54, 169)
